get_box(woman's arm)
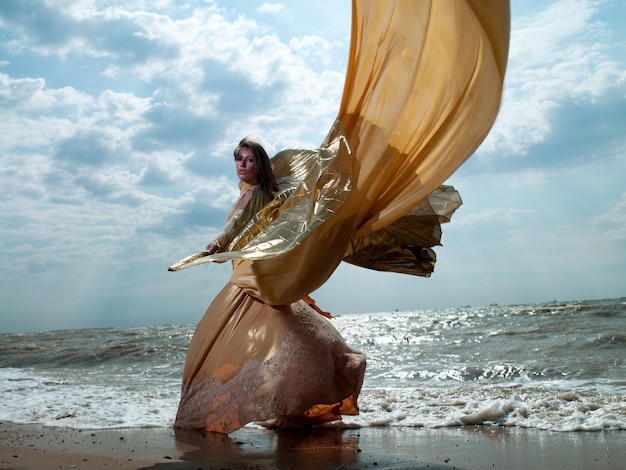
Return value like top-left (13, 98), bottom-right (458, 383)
top-left (206, 209), bottom-right (244, 253)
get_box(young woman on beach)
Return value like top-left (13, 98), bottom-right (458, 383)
top-left (203, 139), bottom-right (278, 256)
top-left (174, 138), bottom-right (366, 433)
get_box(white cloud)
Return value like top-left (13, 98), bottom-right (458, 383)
top-left (454, 208), bottom-right (536, 228)
top-left (591, 191), bottom-right (626, 240)
top-left (0, 76), bottom-right (94, 156)
top-left (257, 2), bottom-right (290, 19)
top-left (479, 0), bottom-right (626, 158)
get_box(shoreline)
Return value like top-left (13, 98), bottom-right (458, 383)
top-left (1, 422), bottom-right (625, 469)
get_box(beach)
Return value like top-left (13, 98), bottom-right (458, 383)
top-left (1, 423), bottom-right (624, 469)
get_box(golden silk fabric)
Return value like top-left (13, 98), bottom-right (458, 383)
top-left (229, 0), bottom-right (509, 305)
top-left (344, 185), bottom-right (462, 276)
top-left (175, 283), bottom-right (365, 433)
top-left (170, 2), bottom-right (510, 292)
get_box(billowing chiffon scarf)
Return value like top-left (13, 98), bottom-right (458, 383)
top-left (171, 0), bottom-right (510, 433)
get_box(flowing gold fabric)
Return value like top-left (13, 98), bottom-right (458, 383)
top-left (344, 185), bottom-right (462, 276)
top-left (173, 0), bottom-right (510, 433)
top-left (175, 284), bottom-right (365, 433)
top-left (228, 0), bottom-right (509, 305)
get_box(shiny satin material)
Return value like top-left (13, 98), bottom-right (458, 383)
top-left (169, 1), bottom-right (510, 280)
top-left (344, 185), bottom-right (462, 276)
top-left (170, 2), bottom-right (509, 291)
top-left (175, 283), bottom-right (365, 433)
top-left (229, 0), bottom-right (509, 306)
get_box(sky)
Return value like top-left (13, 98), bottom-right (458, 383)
top-left (1, 0), bottom-right (625, 333)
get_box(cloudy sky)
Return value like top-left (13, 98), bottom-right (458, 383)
top-left (1, 0), bottom-right (625, 333)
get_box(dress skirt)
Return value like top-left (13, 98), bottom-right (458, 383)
top-left (175, 282), bottom-right (365, 433)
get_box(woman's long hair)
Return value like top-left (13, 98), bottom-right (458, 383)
top-left (233, 138), bottom-right (278, 199)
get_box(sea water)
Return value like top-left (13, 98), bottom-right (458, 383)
top-left (1, 298), bottom-right (624, 431)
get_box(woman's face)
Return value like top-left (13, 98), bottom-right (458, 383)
top-left (235, 147), bottom-right (260, 185)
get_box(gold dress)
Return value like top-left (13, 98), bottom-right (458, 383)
top-left (171, 0), bottom-right (510, 433)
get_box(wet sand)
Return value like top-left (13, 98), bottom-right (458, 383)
top-left (1, 422), bottom-right (624, 469)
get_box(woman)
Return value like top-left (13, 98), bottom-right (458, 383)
top-left (204, 138), bottom-right (278, 256)
top-left (174, 138), bottom-right (366, 433)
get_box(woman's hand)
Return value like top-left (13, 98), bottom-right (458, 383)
top-left (205, 240), bottom-right (219, 254)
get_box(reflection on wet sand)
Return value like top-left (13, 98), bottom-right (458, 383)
top-left (170, 427), bottom-right (361, 469)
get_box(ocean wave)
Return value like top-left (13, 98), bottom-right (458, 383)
top-left (0, 299), bottom-right (624, 431)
